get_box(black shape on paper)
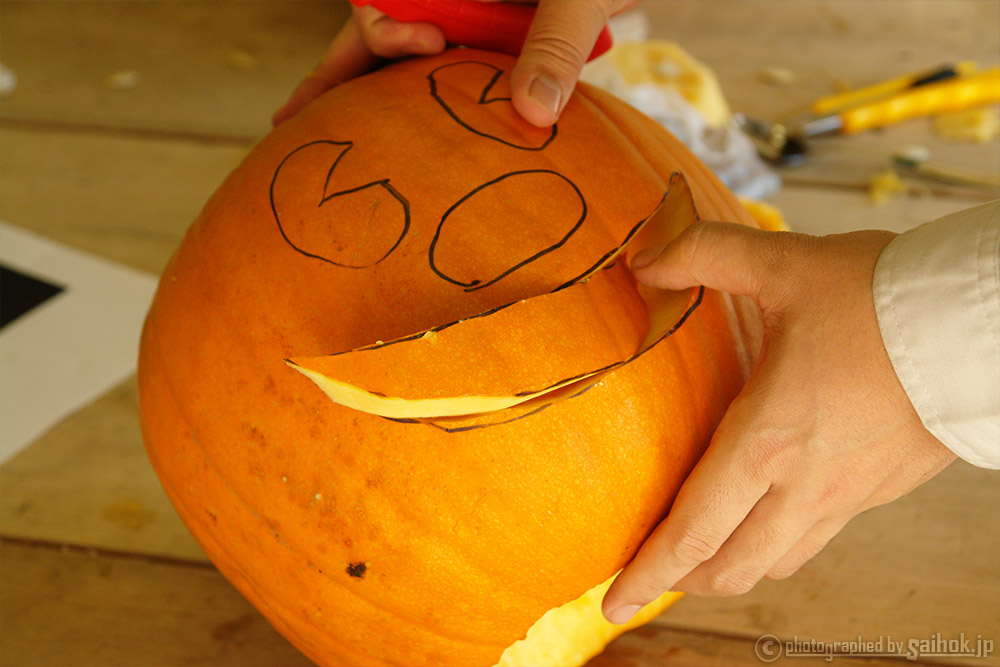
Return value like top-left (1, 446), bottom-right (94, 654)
top-left (0, 265), bottom-right (64, 329)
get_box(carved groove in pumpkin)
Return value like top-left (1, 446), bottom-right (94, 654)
top-left (270, 140), bottom-right (411, 269)
top-left (429, 60), bottom-right (556, 150)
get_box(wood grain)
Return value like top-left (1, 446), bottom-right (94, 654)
top-left (0, 539), bottom-right (312, 667)
top-left (0, 126), bottom-right (246, 275)
top-left (0, 0), bottom-right (350, 141)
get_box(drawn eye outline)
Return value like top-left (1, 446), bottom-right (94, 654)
top-left (428, 61), bottom-right (557, 151)
top-left (428, 169), bottom-right (587, 292)
top-left (270, 140), bottom-right (411, 269)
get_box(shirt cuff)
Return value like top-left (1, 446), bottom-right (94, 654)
top-left (873, 201), bottom-right (1000, 469)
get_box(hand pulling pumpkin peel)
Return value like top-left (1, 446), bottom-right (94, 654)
top-left (286, 172), bottom-right (702, 421)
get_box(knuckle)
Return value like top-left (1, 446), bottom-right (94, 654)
top-left (742, 430), bottom-right (797, 481)
top-left (705, 566), bottom-right (760, 596)
top-left (669, 526), bottom-right (721, 565)
top-left (632, 570), bottom-right (672, 601)
top-left (675, 222), bottom-right (716, 282)
top-left (815, 475), bottom-right (850, 509)
top-left (758, 232), bottom-right (820, 306)
top-left (524, 24), bottom-right (593, 73)
top-left (765, 562), bottom-right (800, 580)
top-left (767, 539), bottom-right (826, 581)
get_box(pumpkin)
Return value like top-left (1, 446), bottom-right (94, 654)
top-left (137, 48), bottom-right (760, 666)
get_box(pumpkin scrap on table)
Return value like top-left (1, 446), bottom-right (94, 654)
top-left (138, 49), bottom-right (762, 666)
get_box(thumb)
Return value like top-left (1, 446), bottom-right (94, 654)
top-left (509, 0), bottom-right (630, 127)
top-left (631, 221), bottom-right (801, 304)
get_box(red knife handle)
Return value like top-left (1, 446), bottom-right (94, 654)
top-left (349, 0), bottom-right (613, 61)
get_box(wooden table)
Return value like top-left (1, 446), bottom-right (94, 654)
top-left (2, 2), bottom-right (998, 665)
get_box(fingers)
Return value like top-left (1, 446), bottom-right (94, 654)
top-left (631, 221), bottom-right (809, 308)
top-left (272, 8), bottom-right (446, 127)
top-left (670, 493), bottom-right (813, 595)
top-left (604, 228), bottom-right (955, 619)
top-left (601, 412), bottom-right (772, 623)
top-left (509, 0), bottom-right (633, 127)
top-left (272, 19), bottom-right (375, 126)
top-left (352, 5), bottom-right (446, 59)
top-left (765, 517), bottom-right (847, 580)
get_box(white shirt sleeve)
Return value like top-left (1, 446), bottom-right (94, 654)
top-left (873, 200), bottom-right (1000, 469)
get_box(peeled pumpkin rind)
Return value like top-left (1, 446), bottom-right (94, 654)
top-left (137, 48), bottom-right (762, 667)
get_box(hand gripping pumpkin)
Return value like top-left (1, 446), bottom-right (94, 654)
top-left (138, 49), bottom-right (761, 666)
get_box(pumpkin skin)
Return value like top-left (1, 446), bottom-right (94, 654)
top-left (138, 49), bottom-right (758, 666)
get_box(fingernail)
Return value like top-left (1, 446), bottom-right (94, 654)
top-left (631, 245), bottom-right (665, 270)
top-left (606, 604), bottom-right (641, 625)
top-left (528, 75), bottom-right (563, 116)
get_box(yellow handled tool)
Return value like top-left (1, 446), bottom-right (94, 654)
top-left (738, 66), bottom-right (1000, 165)
top-left (811, 62), bottom-right (978, 115)
top-left (802, 67), bottom-right (1000, 136)
top-left (841, 67), bottom-right (1000, 132)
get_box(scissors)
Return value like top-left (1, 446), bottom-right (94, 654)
top-left (348, 0), bottom-right (613, 61)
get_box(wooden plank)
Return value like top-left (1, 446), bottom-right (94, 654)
top-left (590, 624), bottom-right (935, 667)
top-left (770, 184), bottom-right (990, 236)
top-left (0, 377), bottom-right (207, 562)
top-left (0, 126), bottom-right (246, 275)
top-left (4, 538), bottom-right (984, 667)
top-left (0, 0), bottom-right (350, 141)
top-left (0, 539), bottom-right (312, 667)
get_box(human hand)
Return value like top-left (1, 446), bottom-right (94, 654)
top-left (602, 222), bottom-right (957, 624)
top-left (272, 0), bottom-right (635, 128)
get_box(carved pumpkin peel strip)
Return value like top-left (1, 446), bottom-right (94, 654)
top-left (286, 172), bottom-right (705, 419)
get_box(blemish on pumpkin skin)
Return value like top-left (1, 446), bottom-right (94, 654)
top-left (347, 562), bottom-right (367, 578)
top-left (243, 423), bottom-right (268, 450)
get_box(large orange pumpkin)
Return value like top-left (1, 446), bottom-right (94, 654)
top-left (138, 49), bottom-right (760, 666)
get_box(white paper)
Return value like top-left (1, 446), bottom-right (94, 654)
top-left (0, 221), bottom-right (158, 465)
